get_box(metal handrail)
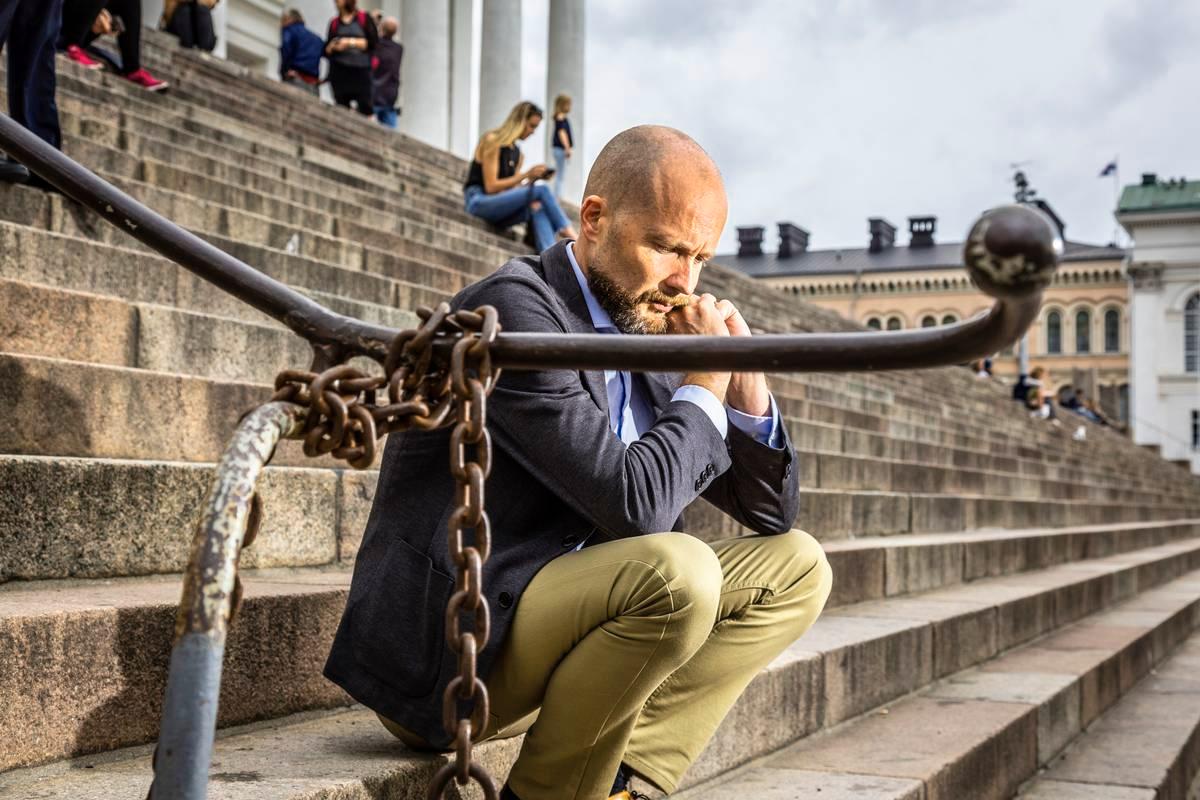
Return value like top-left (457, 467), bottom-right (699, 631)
top-left (0, 113), bottom-right (1061, 373)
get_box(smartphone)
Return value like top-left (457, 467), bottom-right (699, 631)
top-left (542, 168), bottom-right (556, 179)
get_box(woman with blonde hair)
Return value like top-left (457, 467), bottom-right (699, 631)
top-left (463, 100), bottom-right (576, 253)
top-left (550, 93), bottom-right (573, 199)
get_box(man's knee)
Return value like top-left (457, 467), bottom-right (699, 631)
top-left (630, 532), bottom-right (722, 627)
top-left (772, 529), bottom-right (833, 605)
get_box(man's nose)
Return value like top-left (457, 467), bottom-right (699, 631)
top-left (663, 260), bottom-right (695, 297)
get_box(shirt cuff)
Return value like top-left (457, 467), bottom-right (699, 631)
top-left (672, 384), bottom-right (728, 439)
top-left (727, 394), bottom-right (783, 449)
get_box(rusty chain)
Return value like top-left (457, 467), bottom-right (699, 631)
top-left (269, 302), bottom-right (501, 799)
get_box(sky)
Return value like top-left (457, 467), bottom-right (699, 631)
top-left (519, 0), bottom-right (1200, 255)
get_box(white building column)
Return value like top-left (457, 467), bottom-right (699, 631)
top-left (546, 0), bottom-right (585, 202)
top-left (448, 0), bottom-right (477, 160)
top-left (478, 0), bottom-right (522, 134)
top-left (1127, 263), bottom-right (1164, 448)
top-left (399, 0), bottom-right (451, 149)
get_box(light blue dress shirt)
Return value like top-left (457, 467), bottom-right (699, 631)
top-left (566, 242), bottom-right (782, 448)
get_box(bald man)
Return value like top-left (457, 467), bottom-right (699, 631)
top-left (324, 126), bottom-right (832, 799)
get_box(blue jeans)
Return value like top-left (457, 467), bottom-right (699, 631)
top-left (0, 0), bottom-right (64, 149)
top-left (374, 106), bottom-right (398, 129)
top-left (552, 146), bottom-right (568, 199)
top-left (465, 182), bottom-right (571, 253)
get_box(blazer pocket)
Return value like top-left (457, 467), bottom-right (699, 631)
top-left (349, 539), bottom-right (453, 698)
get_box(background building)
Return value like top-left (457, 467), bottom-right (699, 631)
top-left (1118, 174), bottom-right (1200, 473)
top-left (715, 204), bottom-right (1129, 420)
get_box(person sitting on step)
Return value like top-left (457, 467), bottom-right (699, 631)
top-left (59, 0), bottom-right (169, 91)
top-left (462, 100), bottom-right (578, 253)
top-left (324, 125), bottom-right (833, 800)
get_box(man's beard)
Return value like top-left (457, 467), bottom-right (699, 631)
top-left (587, 255), bottom-right (688, 335)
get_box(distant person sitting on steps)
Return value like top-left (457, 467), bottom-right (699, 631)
top-left (0, 0), bottom-right (64, 191)
top-left (550, 92), bottom-right (573, 200)
top-left (279, 8), bottom-right (324, 96)
top-left (161, 0), bottom-right (220, 52)
top-left (324, 0), bottom-right (377, 117)
top-left (370, 16), bottom-right (402, 128)
top-left (463, 100), bottom-right (577, 253)
top-left (59, 0), bottom-right (168, 91)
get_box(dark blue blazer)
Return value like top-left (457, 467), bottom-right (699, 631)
top-left (323, 241), bottom-right (800, 746)
top-left (279, 21), bottom-right (324, 79)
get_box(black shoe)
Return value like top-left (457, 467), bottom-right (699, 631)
top-left (0, 157), bottom-right (30, 184)
top-left (500, 785), bottom-right (522, 800)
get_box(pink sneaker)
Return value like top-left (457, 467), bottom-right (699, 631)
top-left (123, 68), bottom-right (169, 93)
top-left (64, 44), bottom-right (103, 70)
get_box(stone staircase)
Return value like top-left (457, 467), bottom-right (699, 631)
top-left (1, 30), bottom-right (1199, 800)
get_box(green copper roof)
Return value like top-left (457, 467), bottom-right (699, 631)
top-left (1118, 177), bottom-right (1200, 214)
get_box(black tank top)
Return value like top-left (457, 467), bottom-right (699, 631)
top-left (464, 143), bottom-right (520, 191)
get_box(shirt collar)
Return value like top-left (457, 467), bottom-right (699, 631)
top-left (566, 242), bottom-right (618, 333)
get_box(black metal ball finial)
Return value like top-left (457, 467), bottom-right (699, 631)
top-left (963, 204), bottom-right (1060, 299)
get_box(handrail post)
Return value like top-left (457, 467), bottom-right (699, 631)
top-left (149, 402), bottom-right (306, 800)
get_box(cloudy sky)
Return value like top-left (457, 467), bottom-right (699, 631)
top-left (519, 0), bottom-right (1199, 255)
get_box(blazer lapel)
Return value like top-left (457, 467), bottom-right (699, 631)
top-left (539, 241), bottom-right (609, 414)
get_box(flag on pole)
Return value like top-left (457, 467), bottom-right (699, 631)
top-left (1099, 160), bottom-right (1117, 177)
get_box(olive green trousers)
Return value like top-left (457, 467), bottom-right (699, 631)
top-left (381, 529), bottom-right (832, 799)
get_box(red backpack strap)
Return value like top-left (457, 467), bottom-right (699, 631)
top-left (330, 16), bottom-right (339, 34)
top-left (357, 10), bottom-right (368, 27)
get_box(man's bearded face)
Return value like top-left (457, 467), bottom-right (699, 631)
top-left (586, 241), bottom-right (690, 335)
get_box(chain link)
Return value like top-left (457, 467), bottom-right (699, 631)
top-left (267, 302), bottom-right (502, 798)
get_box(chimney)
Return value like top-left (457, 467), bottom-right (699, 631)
top-left (908, 215), bottom-right (936, 248)
top-left (867, 217), bottom-right (897, 253)
top-left (1141, 172), bottom-right (1158, 186)
top-left (777, 222), bottom-right (810, 259)
top-left (736, 225), bottom-right (765, 257)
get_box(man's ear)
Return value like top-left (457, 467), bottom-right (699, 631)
top-left (579, 195), bottom-right (606, 242)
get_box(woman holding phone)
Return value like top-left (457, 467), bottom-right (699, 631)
top-left (463, 100), bottom-right (576, 253)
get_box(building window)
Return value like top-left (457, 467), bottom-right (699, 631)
top-left (921, 315), bottom-right (936, 328)
top-left (1186, 293), bottom-right (1199, 373)
top-left (1047, 311), bottom-right (1062, 354)
top-left (941, 314), bottom-right (957, 325)
top-left (1193, 410), bottom-right (1199, 449)
top-left (1104, 309), bottom-right (1120, 353)
top-left (886, 317), bottom-right (902, 330)
top-left (1075, 309), bottom-right (1091, 353)
top-left (866, 317), bottom-right (882, 331)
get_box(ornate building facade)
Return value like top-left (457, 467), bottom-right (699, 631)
top-left (716, 209), bottom-right (1128, 419)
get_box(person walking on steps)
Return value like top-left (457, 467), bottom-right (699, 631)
top-left (462, 100), bottom-right (577, 253)
top-left (324, 0), bottom-right (377, 116)
top-left (325, 125), bottom-right (833, 800)
top-left (550, 92), bottom-right (573, 200)
top-left (59, 0), bottom-right (169, 91)
top-left (0, 0), bottom-right (65, 190)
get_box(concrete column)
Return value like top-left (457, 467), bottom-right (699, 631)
top-left (210, 0), bottom-right (228, 60)
top-left (546, 0), bottom-right (585, 201)
top-left (399, 0), bottom-right (451, 149)
top-left (478, 0), bottom-right (522, 134)
top-left (448, 0), bottom-right (476, 160)
top-left (1128, 264), bottom-right (1163, 447)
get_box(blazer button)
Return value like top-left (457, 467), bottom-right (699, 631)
top-left (498, 592), bottom-right (514, 609)
top-left (561, 534), bottom-right (579, 548)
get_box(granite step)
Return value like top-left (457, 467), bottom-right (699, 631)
top-left (2, 536), bottom-right (1197, 793)
top-left (679, 568), bottom-right (1200, 800)
top-left (1017, 634), bottom-right (1200, 799)
top-left (5, 352), bottom-right (1197, 534)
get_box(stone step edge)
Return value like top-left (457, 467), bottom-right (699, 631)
top-left (3, 538), bottom-right (1197, 796)
top-left (1015, 634), bottom-right (1200, 799)
top-left (3, 348), bottom-right (1190, 506)
top-left (676, 568), bottom-right (1200, 800)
